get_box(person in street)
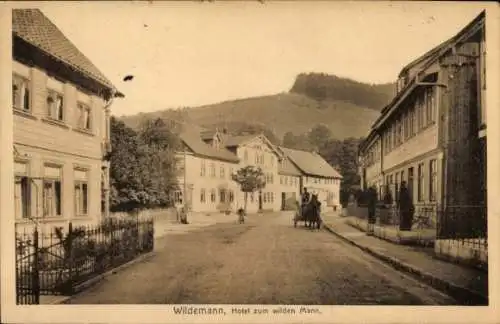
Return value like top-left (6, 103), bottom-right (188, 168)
top-left (398, 181), bottom-right (414, 231)
top-left (301, 188), bottom-right (311, 205)
top-left (301, 188), bottom-right (311, 217)
top-left (367, 186), bottom-right (378, 235)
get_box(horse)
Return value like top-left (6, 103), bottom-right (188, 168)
top-left (302, 194), bottom-right (322, 230)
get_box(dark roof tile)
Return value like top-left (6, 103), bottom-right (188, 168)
top-left (12, 9), bottom-right (116, 91)
top-left (280, 147), bottom-right (342, 178)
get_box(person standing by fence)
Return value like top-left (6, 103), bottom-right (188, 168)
top-left (367, 186), bottom-right (377, 235)
top-left (398, 181), bottom-right (414, 231)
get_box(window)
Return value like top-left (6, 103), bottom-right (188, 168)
top-left (263, 192), bottom-right (267, 203)
top-left (43, 165), bottom-right (62, 217)
top-left (280, 176), bottom-right (283, 185)
top-left (395, 174), bottom-right (399, 202)
top-left (77, 102), bottom-right (92, 130)
top-left (417, 96), bottom-right (425, 130)
top-left (210, 162), bottom-right (216, 177)
top-left (74, 169), bottom-right (89, 216)
top-left (417, 163), bottom-right (424, 202)
top-left (284, 176), bottom-right (288, 185)
top-left (200, 188), bottom-right (206, 203)
top-left (220, 189), bottom-right (226, 203)
top-left (229, 190), bottom-right (234, 203)
top-left (408, 167), bottom-right (414, 200)
top-left (429, 159), bottom-right (437, 201)
top-left (12, 74), bottom-right (31, 111)
top-left (396, 118), bottom-right (402, 146)
top-left (220, 166), bottom-right (225, 179)
top-left (14, 162), bottom-right (30, 219)
top-left (200, 160), bottom-right (206, 177)
top-left (210, 189), bottom-right (216, 203)
top-left (425, 88), bottom-right (436, 125)
top-left (404, 112), bottom-right (409, 139)
top-left (270, 156), bottom-right (274, 167)
top-left (173, 191), bottom-right (183, 204)
top-left (47, 89), bottom-right (64, 121)
top-left (409, 107), bottom-right (416, 137)
top-left (244, 150), bottom-right (248, 162)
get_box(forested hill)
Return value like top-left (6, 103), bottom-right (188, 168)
top-left (120, 73), bottom-right (396, 143)
top-left (290, 73), bottom-right (396, 111)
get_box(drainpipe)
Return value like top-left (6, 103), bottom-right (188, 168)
top-left (102, 90), bottom-right (122, 219)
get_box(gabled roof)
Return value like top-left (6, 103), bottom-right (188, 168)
top-left (200, 129), bottom-right (218, 141)
top-left (280, 147), bottom-right (342, 179)
top-left (278, 156), bottom-right (302, 176)
top-left (372, 10), bottom-right (485, 131)
top-left (179, 130), bottom-right (239, 163)
top-left (398, 10), bottom-right (485, 78)
top-left (12, 9), bottom-right (118, 92)
top-left (224, 134), bottom-right (284, 159)
top-left (223, 134), bottom-right (260, 147)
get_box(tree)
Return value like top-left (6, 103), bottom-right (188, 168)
top-left (109, 117), bottom-right (152, 211)
top-left (231, 166), bottom-right (266, 212)
top-left (138, 118), bottom-right (181, 207)
top-left (307, 124), bottom-right (333, 151)
top-left (281, 132), bottom-right (313, 151)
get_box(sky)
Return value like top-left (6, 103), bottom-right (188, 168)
top-left (33, 1), bottom-right (488, 116)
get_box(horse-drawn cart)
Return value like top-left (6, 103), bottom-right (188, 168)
top-left (293, 207), bottom-right (306, 227)
top-left (293, 195), bottom-right (322, 229)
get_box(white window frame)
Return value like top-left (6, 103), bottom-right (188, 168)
top-left (200, 188), bottom-right (206, 203)
top-left (200, 160), bottom-right (206, 177)
top-left (12, 73), bottom-right (31, 112)
top-left (210, 189), bottom-right (216, 203)
top-left (43, 165), bottom-right (63, 218)
top-left (74, 169), bottom-right (89, 216)
top-left (77, 102), bottom-right (92, 131)
top-left (14, 161), bottom-right (31, 219)
top-left (47, 89), bottom-right (65, 122)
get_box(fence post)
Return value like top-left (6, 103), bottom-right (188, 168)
top-left (32, 227), bottom-right (40, 304)
top-left (67, 222), bottom-right (74, 294)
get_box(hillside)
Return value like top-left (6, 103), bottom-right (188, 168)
top-left (290, 73), bottom-right (395, 111)
top-left (120, 73), bottom-right (395, 142)
top-left (120, 92), bottom-right (381, 141)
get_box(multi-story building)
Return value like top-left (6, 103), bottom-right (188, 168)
top-left (174, 129), bottom-right (240, 213)
top-left (277, 153), bottom-right (302, 210)
top-left (175, 129), bottom-right (342, 214)
top-left (280, 147), bottom-right (342, 211)
top-left (12, 9), bottom-right (122, 232)
top-left (358, 11), bottom-right (486, 261)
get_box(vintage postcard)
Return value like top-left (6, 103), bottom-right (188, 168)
top-left (0, 1), bottom-right (499, 323)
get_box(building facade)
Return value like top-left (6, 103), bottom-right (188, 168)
top-left (12, 9), bottom-right (121, 233)
top-left (278, 155), bottom-right (301, 210)
top-left (358, 11), bottom-right (486, 259)
top-left (280, 147), bottom-right (342, 211)
top-left (175, 130), bottom-right (342, 214)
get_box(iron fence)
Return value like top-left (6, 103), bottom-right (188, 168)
top-left (15, 218), bottom-right (154, 305)
top-left (376, 203), bottom-right (438, 229)
top-left (437, 205), bottom-right (487, 247)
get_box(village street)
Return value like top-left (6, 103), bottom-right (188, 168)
top-left (65, 211), bottom-right (457, 305)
